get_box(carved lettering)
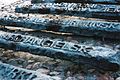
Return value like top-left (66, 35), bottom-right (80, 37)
top-left (41, 39), bottom-right (54, 47)
top-left (53, 41), bottom-right (65, 49)
top-left (0, 32), bottom-right (99, 54)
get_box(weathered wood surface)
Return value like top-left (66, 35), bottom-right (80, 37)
top-left (16, 3), bottom-right (120, 19)
top-left (0, 12), bottom-right (120, 39)
top-left (31, 0), bottom-right (120, 4)
top-left (0, 62), bottom-right (58, 80)
top-left (0, 31), bottom-right (119, 71)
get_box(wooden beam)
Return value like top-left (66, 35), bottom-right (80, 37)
top-left (15, 3), bottom-right (120, 20)
top-left (0, 12), bottom-right (120, 39)
top-left (0, 31), bottom-right (119, 71)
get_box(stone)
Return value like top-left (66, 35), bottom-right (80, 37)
top-left (28, 60), bottom-right (35, 64)
top-left (32, 62), bottom-right (42, 70)
top-left (8, 59), bottom-right (19, 66)
top-left (76, 74), bottom-right (84, 80)
top-left (36, 68), bottom-right (50, 74)
top-left (49, 71), bottom-right (60, 76)
top-left (65, 77), bottom-right (77, 80)
top-left (26, 64), bottom-right (33, 69)
top-left (51, 76), bottom-right (61, 80)
top-left (96, 73), bottom-right (114, 80)
top-left (116, 77), bottom-right (120, 80)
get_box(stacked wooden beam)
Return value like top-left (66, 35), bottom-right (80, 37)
top-left (0, 12), bottom-right (120, 39)
top-left (15, 3), bottom-right (120, 19)
top-left (0, 31), bottom-right (119, 71)
top-left (31, 0), bottom-right (120, 4)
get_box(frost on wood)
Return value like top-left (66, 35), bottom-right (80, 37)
top-left (0, 31), bottom-right (119, 71)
